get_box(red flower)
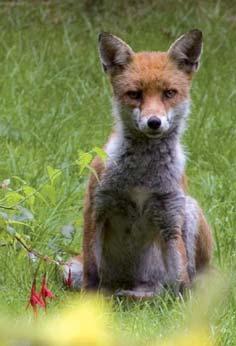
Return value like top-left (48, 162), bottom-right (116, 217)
top-left (40, 274), bottom-right (54, 307)
top-left (27, 279), bottom-right (45, 317)
top-left (64, 266), bottom-right (72, 288)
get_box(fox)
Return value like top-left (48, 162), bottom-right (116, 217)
top-left (64, 29), bottom-right (213, 298)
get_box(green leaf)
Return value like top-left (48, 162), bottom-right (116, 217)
top-left (47, 166), bottom-right (62, 185)
top-left (12, 176), bottom-right (27, 185)
top-left (77, 150), bottom-right (93, 174)
top-left (92, 147), bottom-right (108, 161)
top-left (22, 185), bottom-right (36, 208)
top-left (5, 191), bottom-right (24, 207)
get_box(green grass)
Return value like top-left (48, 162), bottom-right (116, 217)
top-left (0, 0), bottom-right (236, 344)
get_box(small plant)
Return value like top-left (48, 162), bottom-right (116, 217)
top-left (0, 148), bottom-right (107, 316)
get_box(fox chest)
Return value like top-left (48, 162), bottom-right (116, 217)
top-left (95, 186), bottom-right (166, 287)
top-left (95, 181), bottom-right (185, 252)
top-left (94, 173), bottom-right (185, 288)
top-left (95, 186), bottom-right (159, 244)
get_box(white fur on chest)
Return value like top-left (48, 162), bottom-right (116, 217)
top-left (129, 187), bottom-right (151, 211)
top-left (106, 134), bottom-right (153, 210)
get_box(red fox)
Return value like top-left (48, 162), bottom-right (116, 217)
top-left (64, 29), bottom-right (213, 298)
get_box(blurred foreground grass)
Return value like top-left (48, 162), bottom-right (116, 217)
top-left (1, 275), bottom-right (225, 345)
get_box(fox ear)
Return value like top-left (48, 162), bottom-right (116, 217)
top-left (98, 32), bottom-right (134, 73)
top-left (168, 29), bottom-right (203, 73)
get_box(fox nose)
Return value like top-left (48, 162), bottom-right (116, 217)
top-left (147, 116), bottom-right (161, 130)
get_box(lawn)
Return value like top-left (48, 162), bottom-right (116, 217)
top-left (0, 0), bottom-right (236, 344)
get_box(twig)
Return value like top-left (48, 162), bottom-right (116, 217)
top-left (14, 234), bottom-right (66, 266)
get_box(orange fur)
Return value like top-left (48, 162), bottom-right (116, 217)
top-left (195, 209), bottom-right (213, 272)
top-left (111, 52), bottom-right (191, 113)
top-left (175, 233), bottom-right (190, 286)
top-left (83, 156), bottom-right (104, 288)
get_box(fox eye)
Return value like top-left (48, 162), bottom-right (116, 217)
top-left (126, 90), bottom-right (142, 100)
top-left (163, 89), bottom-right (177, 99)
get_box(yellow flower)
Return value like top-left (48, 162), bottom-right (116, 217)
top-left (44, 295), bottom-right (113, 346)
top-left (158, 328), bottom-right (214, 346)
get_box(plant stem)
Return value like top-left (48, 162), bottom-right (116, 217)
top-left (14, 234), bottom-right (66, 266)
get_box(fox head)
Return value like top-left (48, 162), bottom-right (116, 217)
top-left (98, 30), bottom-right (202, 138)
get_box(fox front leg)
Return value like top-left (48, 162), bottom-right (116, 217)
top-left (147, 192), bottom-right (190, 293)
top-left (164, 231), bottom-right (190, 293)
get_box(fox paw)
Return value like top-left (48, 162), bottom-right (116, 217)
top-left (114, 288), bottom-right (155, 299)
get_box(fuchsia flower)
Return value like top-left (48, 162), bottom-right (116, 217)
top-left (27, 275), bottom-right (54, 317)
top-left (40, 274), bottom-right (54, 307)
top-left (27, 279), bottom-right (45, 317)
